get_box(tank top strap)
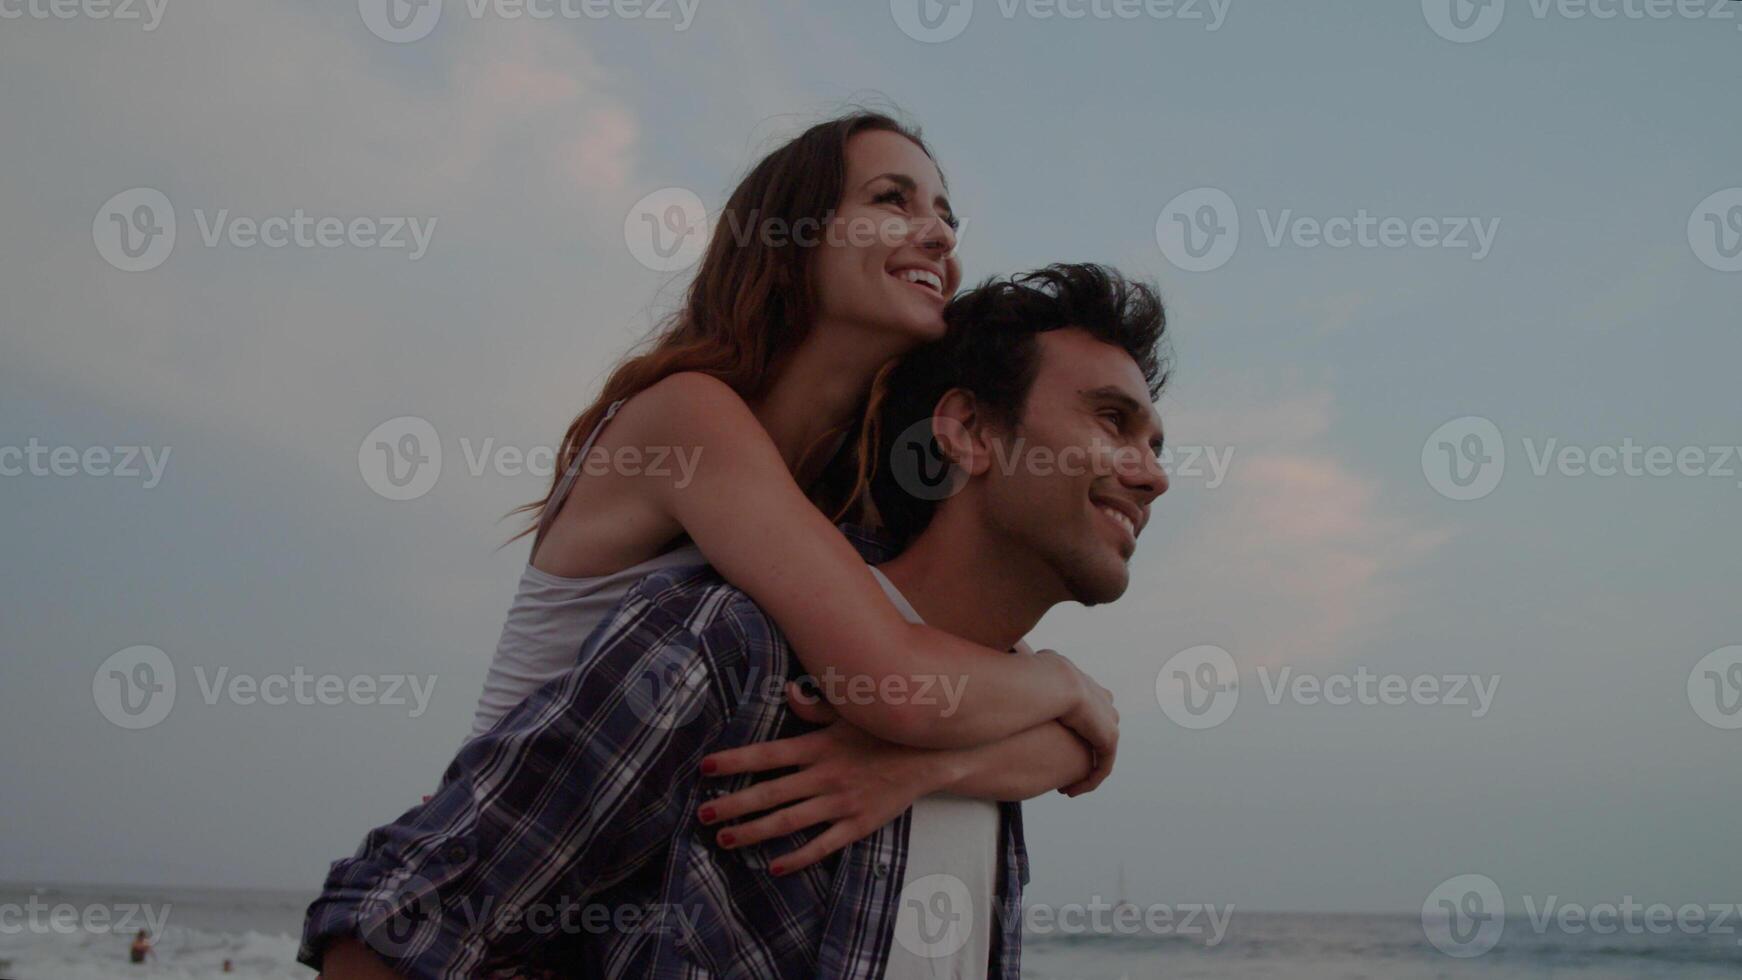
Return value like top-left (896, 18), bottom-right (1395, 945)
top-left (532, 398), bottom-right (627, 556)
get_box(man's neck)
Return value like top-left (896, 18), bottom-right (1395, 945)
top-left (874, 516), bottom-right (1060, 653)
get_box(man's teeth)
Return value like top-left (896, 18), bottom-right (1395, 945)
top-left (894, 269), bottom-right (943, 292)
top-left (1098, 504), bottom-right (1135, 537)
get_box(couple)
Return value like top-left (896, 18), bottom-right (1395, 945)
top-left (298, 110), bottom-right (1170, 979)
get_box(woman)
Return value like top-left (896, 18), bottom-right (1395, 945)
top-left (475, 109), bottom-right (1116, 869)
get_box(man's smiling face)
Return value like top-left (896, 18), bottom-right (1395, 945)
top-left (977, 327), bottom-right (1169, 605)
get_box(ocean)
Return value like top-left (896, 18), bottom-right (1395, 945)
top-left (2, 884), bottom-right (1737, 979)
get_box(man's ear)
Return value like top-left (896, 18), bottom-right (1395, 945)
top-left (931, 388), bottom-right (995, 477)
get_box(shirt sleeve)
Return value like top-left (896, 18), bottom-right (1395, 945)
top-left (298, 586), bottom-right (728, 979)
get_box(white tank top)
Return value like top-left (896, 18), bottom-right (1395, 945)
top-left (468, 399), bottom-right (704, 739)
top-left (869, 566), bottom-right (1000, 980)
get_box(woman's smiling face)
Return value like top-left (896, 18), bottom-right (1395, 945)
top-left (811, 128), bottom-right (963, 345)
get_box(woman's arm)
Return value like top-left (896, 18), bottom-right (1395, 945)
top-left (613, 372), bottom-right (1115, 764)
top-left (695, 685), bottom-right (1101, 875)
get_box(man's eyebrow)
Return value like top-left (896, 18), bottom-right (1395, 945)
top-left (862, 172), bottom-right (954, 216)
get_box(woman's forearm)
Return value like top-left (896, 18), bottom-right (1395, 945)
top-left (932, 721), bottom-right (1095, 801)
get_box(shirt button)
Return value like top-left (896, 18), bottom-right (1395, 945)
top-left (442, 842), bottom-right (468, 863)
top-left (874, 861), bottom-right (890, 878)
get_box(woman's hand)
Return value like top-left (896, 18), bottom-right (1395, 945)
top-left (697, 683), bottom-right (951, 876)
top-left (1043, 649), bottom-right (1119, 792)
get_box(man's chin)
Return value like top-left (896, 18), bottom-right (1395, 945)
top-left (1064, 561), bottom-right (1130, 607)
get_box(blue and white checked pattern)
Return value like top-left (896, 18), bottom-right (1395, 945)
top-left (299, 525), bottom-right (1029, 979)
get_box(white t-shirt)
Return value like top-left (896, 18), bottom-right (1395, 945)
top-left (868, 566), bottom-right (1002, 980)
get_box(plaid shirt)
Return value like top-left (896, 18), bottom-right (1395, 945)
top-left (299, 525), bottom-right (1029, 979)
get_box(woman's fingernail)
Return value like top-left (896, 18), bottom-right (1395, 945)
top-left (719, 831), bottom-right (736, 847)
top-left (700, 758), bottom-right (718, 774)
top-left (699, 806), bottom-right (716, 823)
top-left (770, 863), bottom-right (785, 876)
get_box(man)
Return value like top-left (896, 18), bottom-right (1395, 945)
top-left (299, 262), bottom-right (1170, 979)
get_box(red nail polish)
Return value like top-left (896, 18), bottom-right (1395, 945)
top-left (700, 758), bottom-right (718, 774)
top-left (719, 831), bottom-right (735, 846)
top-left (770, 863), bottom-right (785, 876)
top-left (699, 806), bottom-right (716, 823)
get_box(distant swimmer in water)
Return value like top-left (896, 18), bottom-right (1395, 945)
top-left (129, 929), bottom-right (154, 965)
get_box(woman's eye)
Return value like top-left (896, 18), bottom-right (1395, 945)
top-left (872, 188), bottom-right (909, 208)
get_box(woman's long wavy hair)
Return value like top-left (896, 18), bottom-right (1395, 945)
top-left (506, 109), bottom-right (943, 543)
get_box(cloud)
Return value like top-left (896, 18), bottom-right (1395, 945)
top-left (5, 1), bottom-right (645, 491)
top-left (1157, 380), bottom-right (1449, 667)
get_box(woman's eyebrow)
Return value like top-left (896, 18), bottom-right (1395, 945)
top-left (863, 172), bottom-right (954, 216)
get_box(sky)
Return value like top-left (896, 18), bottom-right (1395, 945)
top-left (2, 0), bottom-right (1739, 919)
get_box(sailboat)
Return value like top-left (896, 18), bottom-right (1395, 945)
top-left (1112, 863), bottom-right (1139, 926)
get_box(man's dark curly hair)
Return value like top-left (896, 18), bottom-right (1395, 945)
top-left (862, 262), bottom-right (1171, 545)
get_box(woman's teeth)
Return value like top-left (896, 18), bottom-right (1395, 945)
top-left (894, 268), bottom-right (943, 293)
